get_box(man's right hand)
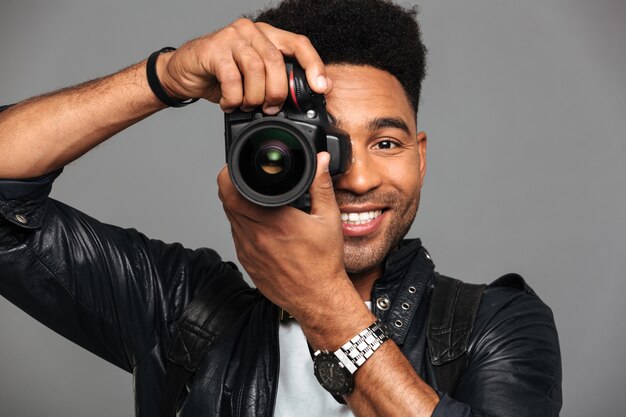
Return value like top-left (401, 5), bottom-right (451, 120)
top-left (0, 18), bottom-right (329, 179)
top-left (156, 18), bottom-right (332, 114)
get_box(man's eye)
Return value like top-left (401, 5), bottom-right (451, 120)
top-left (375, 140), bottom-right (398, 149)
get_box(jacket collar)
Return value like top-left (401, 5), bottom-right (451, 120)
top-left (381, 238), bottom-right (425, 284)
top-left (371, 238), bottom-right (436, 345)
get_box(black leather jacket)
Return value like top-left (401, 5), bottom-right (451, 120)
top-left (0, 167), bottom-right (562, 416)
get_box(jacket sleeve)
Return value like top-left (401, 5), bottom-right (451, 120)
top-left (431, 286), bottom-right (562, 417)
top-left (0, 125), bottom-right (236, 373)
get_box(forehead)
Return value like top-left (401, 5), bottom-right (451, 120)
top-left (325, 64), bottom-right (416, 132)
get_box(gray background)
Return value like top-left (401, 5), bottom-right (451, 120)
top-left (1, 0), bottom-right (624, 415)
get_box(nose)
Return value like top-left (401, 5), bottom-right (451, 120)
top-left (333, 148), bottom-right (383, 195)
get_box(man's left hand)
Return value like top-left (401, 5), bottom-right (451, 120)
top-left (218, 152), bottom-right (360, 328)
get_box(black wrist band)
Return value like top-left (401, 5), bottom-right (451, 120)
top-left (146, 47), bottom-right (199, 108)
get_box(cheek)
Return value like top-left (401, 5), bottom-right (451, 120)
top-left (385, 156), bottom-right (422, 196)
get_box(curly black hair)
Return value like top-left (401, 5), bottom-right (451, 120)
top-left (252, 0), bottom-right (427, 114)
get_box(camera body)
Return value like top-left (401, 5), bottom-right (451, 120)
top-left (224, 61), bottom-right (351, 208)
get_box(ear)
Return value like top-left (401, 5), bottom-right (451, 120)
top-left (417, 131), bottom-right (427, 183)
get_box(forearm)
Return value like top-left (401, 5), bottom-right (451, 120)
top-left (300, 289), bottom-right (439, 417)
top-left (0, 60), bottom-right (165, 179)
top-left (347, 341), bottom-right (439, 417)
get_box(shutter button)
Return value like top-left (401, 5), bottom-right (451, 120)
top-left (376, 297), bottom-right (390, 311)
top-left (15, 214), bottom-right (27, 224)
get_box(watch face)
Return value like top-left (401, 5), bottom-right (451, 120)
top-left (313, 352), bottom-right (354, 396)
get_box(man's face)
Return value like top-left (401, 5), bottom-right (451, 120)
top-left (325, 65), bottom-right (427, 276)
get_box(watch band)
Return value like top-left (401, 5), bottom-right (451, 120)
top-left (312, 319), bottom-right (390, 400)
top-left (335, 319), bottom-right (389, 373)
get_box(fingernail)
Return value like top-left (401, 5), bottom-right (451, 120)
top-left (264, 105), bottom-right (281, 115)
top-left (322, 154), bottom-right (330, 173)
top-left (316, 75), bottom-right (327, 91)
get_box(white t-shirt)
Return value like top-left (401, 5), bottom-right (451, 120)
top-left (274, 302), bottom-right (372, 417)
top-left (274, 320), bottom-right (354, 417)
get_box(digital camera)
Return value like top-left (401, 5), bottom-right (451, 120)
top-left (224, 61), bottom-right (351, 208)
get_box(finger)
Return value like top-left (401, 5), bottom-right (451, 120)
top-left (255, 23), bottom-right (330, 94)
top-left (217, 165), bottom-right (278, 222)
top-left (231, 43), bottom-right (266, 111)
top-left (259, 48), bottom-right (287, 114)
top-left (230, 18), bottom-right (287, 112)
top-left (226, 19), bottom-right (267, 111)
top-left (212, 57), bottom-right (244, 112)
top-left (222, 206), bottom-right (253, 268)
top-left (243, 25), bottom-right (288, 113)
top-left (222, 205), bottom-right (247, 241)
top-left (309, 152), bottom-right (339, 218)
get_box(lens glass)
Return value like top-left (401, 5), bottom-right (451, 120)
top-left (257, 142), bottom-right (290, 176)
top-left (239, 127), bottom-right (306, 196)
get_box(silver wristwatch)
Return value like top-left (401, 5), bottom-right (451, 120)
top-left (313, 319), bottom-right (390, 396)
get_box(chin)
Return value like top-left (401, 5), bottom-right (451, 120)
top-left (343, 238), bottom-right (392, 275)
top-left (342, 221), bottom-right (415, 276)
top-left (342, 194), bottom-right (421, 275)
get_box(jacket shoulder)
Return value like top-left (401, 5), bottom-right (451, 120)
top-left (456, 274), bottom-right (562, 416)
top-left (478, 273), bottom-right (554, 326)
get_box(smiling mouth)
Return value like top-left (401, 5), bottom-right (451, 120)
top-left (340, 209), bottom-right (383, 225)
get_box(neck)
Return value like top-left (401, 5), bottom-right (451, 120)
top-left (348, 266), bottom-right (383, 302)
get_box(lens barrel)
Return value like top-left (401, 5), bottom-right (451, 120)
top-left (228, 121), bottom-right (316, 207)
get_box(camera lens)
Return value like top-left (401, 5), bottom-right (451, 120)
top-left (230, 123), bottom-right (315, 206)
top-left (241, 128), bottom-right (305, 195)
top-left (255, 141), bottom-right (291, 177)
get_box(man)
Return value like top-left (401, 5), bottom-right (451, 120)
top-left (0, 0), bottom-right (561, 416)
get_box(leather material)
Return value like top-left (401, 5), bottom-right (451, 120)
top-left (163, 263), bottom-right (258, 416)
top-left (0, 168), bottom-right (562, 416)
top-left (168, 271), bottom-right (257, 371)
top-left (427, 276), bottom-right (485, 396)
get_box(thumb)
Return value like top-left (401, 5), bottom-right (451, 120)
top-left (309, 152), bottom-right (339, 217)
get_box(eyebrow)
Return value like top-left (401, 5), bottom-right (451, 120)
top-left (367, 117), bottom-right (411, 135)
top-left (327, 113), bottom-right (412, 135)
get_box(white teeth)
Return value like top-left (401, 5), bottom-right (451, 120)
top-left (341, 209), bottom-right (382, 225)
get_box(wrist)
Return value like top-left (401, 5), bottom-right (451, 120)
top-left (297, 282), bottom-right (376, 351)
top-left (312, 319), bottom-right (391, 398)
top-left (147, 47), bottom-right (198, 107)
top-left (154, 50), bottom-right (183, 100)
